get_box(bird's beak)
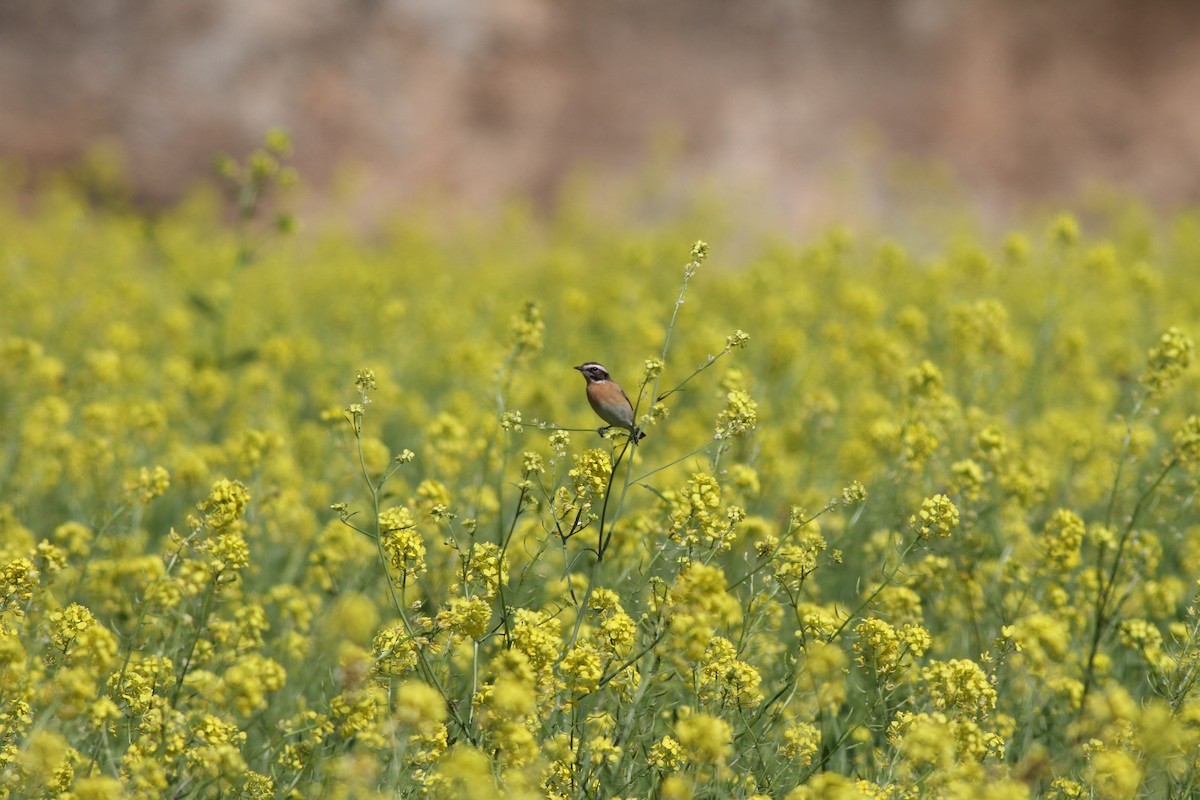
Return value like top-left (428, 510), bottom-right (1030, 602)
top-left (574, 365), bottom-right (584, 372)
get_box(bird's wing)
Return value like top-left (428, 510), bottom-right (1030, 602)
top-left (619, 384), bottom-right (634, 411)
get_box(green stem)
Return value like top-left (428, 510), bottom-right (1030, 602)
top-left (1081, 456), bottom-right (1177, 702)
top-left (352, 423), bottom-right (476, 745)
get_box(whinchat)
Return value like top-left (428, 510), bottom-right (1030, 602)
top-left (575, 362), bottom-right (645, 441)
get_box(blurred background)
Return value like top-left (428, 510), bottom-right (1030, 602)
top-left (3, 0), bottom-right (1199, 228)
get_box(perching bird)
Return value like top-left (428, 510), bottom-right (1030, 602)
top-left (574, 362), bottom-right (645, 441)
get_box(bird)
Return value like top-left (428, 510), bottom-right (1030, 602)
top-left (574, 362), bottom-right (645, 442)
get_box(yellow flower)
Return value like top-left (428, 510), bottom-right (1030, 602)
top-left (437, 595), bottom-right (492, 640)
top-left (561, 644), bottom-right (603, 695)
top-left (780, 722), bottom-right (821, 765)
top-left (648, 735), bottom-right (683, 770)
top-left (909, 494), bottom-right (960, 539)
top-left (124, 464), bottom-right (171, 504)
top-left (675, 713), bottom-right (732, 765)
top-left (510, 608), bottom-right (562, 672)
top-left (1, 557), bottom-right (38, 613)
top-left (395, 679), bottom-right (447, 733)
top-left (1088, 748), bottom-right (1142, 800)
top-left (716, 389), bottom-right (758, 439)
top-left (198, 478), bottom-right (251, 531)
top-left (1142, 326), bottom-right (1194, 396)
top-left (921, 659), bottom-right (997, 719)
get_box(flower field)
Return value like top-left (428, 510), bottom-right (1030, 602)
top-left (3, 149), bottom-right (1200, 799)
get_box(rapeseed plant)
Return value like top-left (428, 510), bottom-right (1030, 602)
top-left (4, 151), bottom-right (1200, 798)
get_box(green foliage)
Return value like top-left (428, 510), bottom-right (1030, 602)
top-left (3, 162), bottom-right (1200, 800)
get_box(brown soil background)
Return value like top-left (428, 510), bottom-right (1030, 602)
top-left (3, 0), bottom-right (1199, 226)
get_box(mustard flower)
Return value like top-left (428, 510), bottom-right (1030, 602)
top-left (1, 558), bottom-right (38, 613)
top-left (1046, 778), bottom-right (1085, 800)
top-left (49, 603), bottom-right (118, 672)
top-left (675, 713), bottom-right (732, 765)
top-left (509, 300), bottom-right (544, 356)
top-left (569, 448), bottom-right (612, 504)
top-left (587, 733), bottom-right (621, 768)
top-left (648, 734), bottom-right (683, 770)
top-left (779, 722), bottom-right (821, 765)
top-left (223, 653), bottom-right (286, 716)
top-left (668, 563), bottom-right (742, 629)
top-left (796, 640), bottom-right (848, 712)
top-left (109, 655), bottom-right (175, 716)
top-left (240, 772), bottom-right (275, 800)
top-left (975, 425), bottom-right (1009, 463)
top-left (354, 367), bottom-right (376, 403)
top-left (755, 533), bottom-right (779, 558)
top-left (186, 713), bottom-right (248, 784)
top-left (278, 709), bottom-right (334, 771)
top-left (229, 429), bottom-right (278, 472)
top-left (500, 410), bottom-right (523, 432)
top-left (330, 685), bottom-right (388, 747)
top-left (596, 606), bottom-right (636, 656)
top-left (643, 356), bottom-right (665, 382)
top-left (854, 618), bottom-right (928, 682)
top-left (511, 608), bottom-right (563, 672)
top-left (1088, 748), bottom-right (1142, 800)
top-left (124, 464), bottom-right (171, 504)
top-left (1118, 618), bottom-right (1169, 670)
top-left (34, 540), bottom-right (67, 576)
top-left (562, 644), bottom-right (603, 695)
top-left (945, 461), bottom-right (984, 505)
top-left (548, 429), bottom-right (571, 456)
top-left (47, 666), bottom-right (97, 720)
top-left (72, 776), bottom-right (125, 800)
top-left (900, 420), bottom-right (938, 468)
top-left (889, 712), bottom-right (957, 771)
top-left (698, 636), bottom-right (763, 706)
top-left (0, 625), bottom-right (27, 677)
top-left (660, 775), bottom-right (694, 800)
top-left (462, 541), bottom-right (509, 600)
top-left (521, 450), bottom-right (544, 476)
top-left (193, 478), bottom-right (251, 536)
top-left (1039, 508), bottom-right (1086, 572)
top-left (1174, 415), bottom-right (1200, 466)
top-left (372, 621), bottom-right (419, 677)
top-left (715, 389), bottom-right (758, 439)
top-left (1142, 326), bottom-right (1193, 396)
top-left (950, 299), bottom-right (1012, 359)
top-left (437, 595), bottom-right (492, 640)
top-left (784, 772), bottom-right (869, 800)
top-left (476, 676), bottom-right (539, 767)
top-left (17, 729), bottom-right (78, 794)
top-left (52, 521), bottom-right (93, 557)
top-left (909, 494), bottom-right (960, 539)
top-left (870, 585), bottom-right (923, 624)
top-left (773, 529), bottom-right (829, 592)
top-left (1041, 676), bottom-right (1080, 714)
top-left (726, 329), bottom-right (751, 350)
top-left (379, 506), bottom-right (426, 578)
top-left (905, 360), bottom-right (944, 400)
top-left (395, 679), bottom-right (447, 734)
top-left (841, 480), bottom-right (868, 506)
top-left (207, 530), bottom-right (250, 574)
top-left (900, 622), bottom-right (932, 656)
top-left (1048, 213), bottom-right (1080, 247)
top-left (669, 472), bottom-right (737, 549)
top-left (921, 658), bottom-right (997, 719)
